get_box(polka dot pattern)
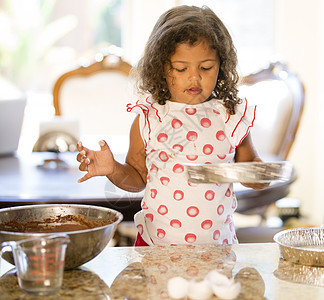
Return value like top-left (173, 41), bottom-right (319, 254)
top-left (200, 118), bottom-right (211, 128)
top-left (159, 151), bottom-right (169, 162)
top-left (203, 144), bottom-right (214, 155)
top-left (150, 189), bottom-right (157, 199)
top-left (170, 219), bottom-right (182, 228)
top-left (145, 213), bottom-right (154, 222)
top-left (157, 228), bottom-right (166, 239)
top-left (184, 233), bottom-right (197, 243)
top-left (216, 130), bottom-right (226, 141)
top-left (173, 190), bottom-right (184, 201)
top-left (205, 190), bottom-right (215, 201)
top-left (172, 164), bottom-right (184, 173)
top-left (157, 133), bottom-right (168, 143)
top-left (217, 204), bottom-right (225, 215)
top-left (157, 205), bottom-right (168, 215)
top-left (160, 177), bottom-right (170, 186)
top-left (213, 230), bottom-right (220, 241)
top-left (201, 220), bottom-right (213, 230)
top-left (217, 154), bottom-right (227, 160)
top-left (185, 107), bottom-right (197, 115)
top-left (171, 118), bottom-right (183, 129)
top-left (187, 206), bottom-right (199, 217)
top-left (137, 224), bottom-right (143, 235)
top-left (133, 98), bottom-right (254, 245)
top-left (186, 131), bottom-right (198, 142)
top-left (186, 155), bottom-right (198, 161)
top-left (172, 144), bottom-right (183, 152)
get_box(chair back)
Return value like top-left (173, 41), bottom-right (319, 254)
top-left (239, 61), bottom-right (305, 160)
top-left (53, 51), bottom-right (137, 139)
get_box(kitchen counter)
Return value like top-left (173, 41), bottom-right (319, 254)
top-left (0, 243), bottom-right (323, 299)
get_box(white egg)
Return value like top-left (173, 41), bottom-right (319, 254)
top-left (206, 269), bottom-right (241, 300)
top-left (187, 279), bottom-right (213, 300)
top-left (167, 276), bottom-right (189, 299)
top-left (211, 281), bottom-right (241, 300)
top-left (206, 269), bottom-right (231, 286)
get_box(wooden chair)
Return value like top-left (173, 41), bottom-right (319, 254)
top-left (52, 49), bottom-right (139, 243)
top-left (52, 49), bottom-right (137, 142)
top-left (235, 61), bottom-right (305, 242)
top-left (239, 61), bottom-right (305, 160)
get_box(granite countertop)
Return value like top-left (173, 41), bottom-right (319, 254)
top-left (0, 243), bottom-right (323, 299)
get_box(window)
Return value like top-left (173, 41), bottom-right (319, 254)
top-left (0, 0), bottom-right (274, 91)
top-left (0, 0), bottom-right (123, 92)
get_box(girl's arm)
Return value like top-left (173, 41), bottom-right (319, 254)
top-left (110, 114), bottom-right (147, 192)
top-left (234, 133), bottom-right (269, 190)
top-left (77, 115), bottom-right (147, 192)
top-left (234, 133), bottom-right (259, 163)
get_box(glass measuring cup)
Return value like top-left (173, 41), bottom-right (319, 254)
top-left (0, 234), bottom-right (70, 295)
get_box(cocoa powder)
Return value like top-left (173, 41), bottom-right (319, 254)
top-left (0, 214), bottom-right (117, 233)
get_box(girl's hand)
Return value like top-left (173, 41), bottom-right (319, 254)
top-left (241, 181), bottom-right (270, 190)
top-left (240, 157), bottom-right (270, 190)
top-left (76, 140), bottom-right (115, 183)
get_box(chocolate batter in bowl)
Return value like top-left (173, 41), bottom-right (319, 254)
top-left (0, 204), bottom-right (123, 269)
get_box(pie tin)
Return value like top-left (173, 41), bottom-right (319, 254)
top-left (273, 227), bottom-right (324, 267)
top-left (186, 161), bottom-right (293, 184)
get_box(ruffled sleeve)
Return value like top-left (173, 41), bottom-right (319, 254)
top-left (126, 96), bottom-right (163, 151)
top-left (216, 98), bottom-right (256, 148)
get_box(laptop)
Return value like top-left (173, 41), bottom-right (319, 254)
top-left (0, 97), bottom-right (26, 156)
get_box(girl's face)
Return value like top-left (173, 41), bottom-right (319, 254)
top-left (165, 40), bottom-right (220, 105)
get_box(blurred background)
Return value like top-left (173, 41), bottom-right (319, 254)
top-left (0, 0), bottom-right (323, 226)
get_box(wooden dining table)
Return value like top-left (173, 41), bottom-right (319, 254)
top-left (0, 151), bottom-right (295, 221)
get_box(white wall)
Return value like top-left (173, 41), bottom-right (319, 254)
top-left (318, 0), bottom-right (324, 226)
top-left (275, 0), bottom-right (324, 225)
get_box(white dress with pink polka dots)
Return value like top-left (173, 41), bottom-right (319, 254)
top-left (127, 97), bottom-right (256, 245)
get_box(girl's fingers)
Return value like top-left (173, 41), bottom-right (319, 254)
top-left (242, 181), bottom-right (270, 190)
top-left (76, 142), bottom-right (100, 183)
top-left (76, 141), bottom-right (93, 183)
top-left (78, 173), bottom-right (91, 183)
top-left (99, 140), bottom-right (109, 151)
top-left (77, 149), bottom-right (88, 162)
top-left (77, 141), bottom-right (83, 152)
top-left (78, 162), bottom-right (86, 171)
top-left (76, 152), bottom-right (84, 162)
top-left (78, 157), bottom-right (91, 171)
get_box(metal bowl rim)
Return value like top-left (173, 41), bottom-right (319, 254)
top-left (0, 204), bottom-right (123, 236)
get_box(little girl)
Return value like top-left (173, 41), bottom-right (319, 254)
top-left (77, 5), bottom-right (268, 246)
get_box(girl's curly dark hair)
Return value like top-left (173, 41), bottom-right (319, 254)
top-left (135, 5), bottom-right (242, 114)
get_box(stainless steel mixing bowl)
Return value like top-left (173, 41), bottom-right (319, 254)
top-left (0, 204), bottom-right (123, 269)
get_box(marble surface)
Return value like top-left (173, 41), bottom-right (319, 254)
top-left (0, 243), bottom-right (323, 299)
